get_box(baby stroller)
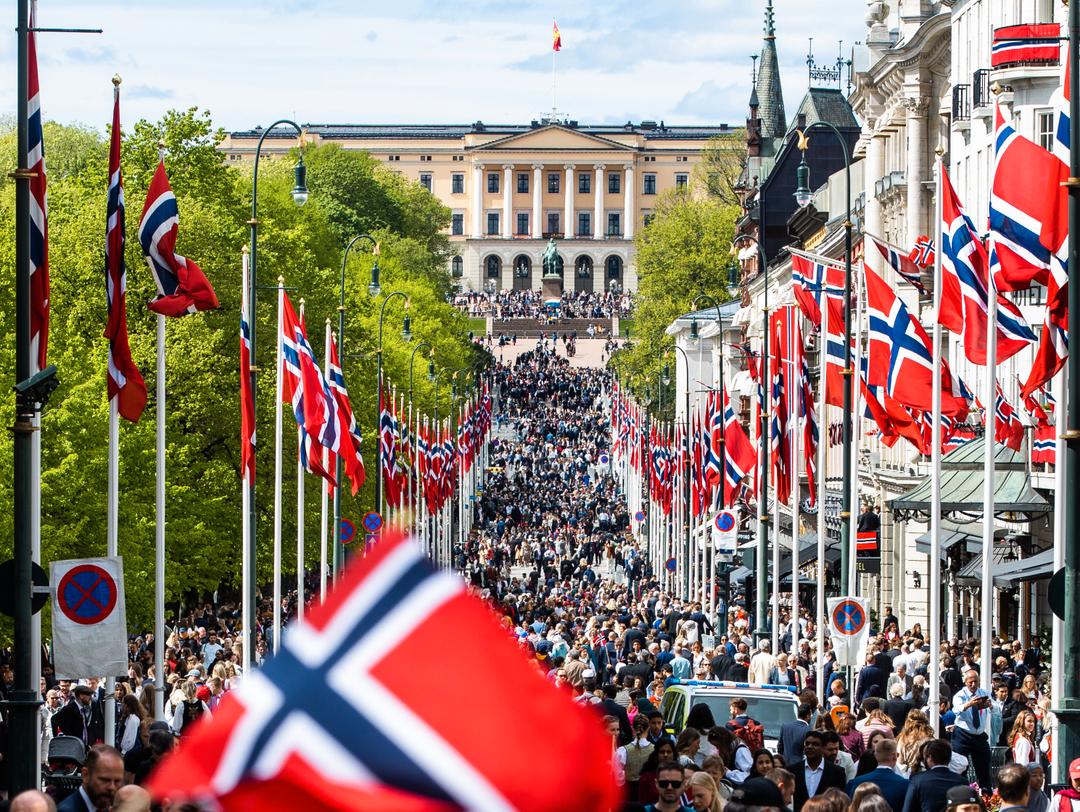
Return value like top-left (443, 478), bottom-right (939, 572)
top-left (42, 735), bottom-right (85, 805)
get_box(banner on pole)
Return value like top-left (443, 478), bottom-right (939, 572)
top-left (827, 596), bottom-right (870, 669)
top-left (712, 508), bottom-right (739, 561)
top-left (51, 557), bottom-right (128, 678)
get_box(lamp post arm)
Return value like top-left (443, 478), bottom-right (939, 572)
top-left (408, 341), bottom-right (434, 403)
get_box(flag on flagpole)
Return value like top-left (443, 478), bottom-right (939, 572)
top-left (104, 83), bottom-right (147, 423)
top-left (240, 255), bottom-right (255, 486)
top-left (994, 382), bottom-right (1025, 451)
top-left (790, 251), bottom-right (845, 326)
top-left (909, 235), bottom-right (935, 268)
top-left (148, 530), bottom-right (620, 811)
top-left (552, 20), bottom-right (562, 51)
top-left (28, 12), bottom-right (49, 374)
top-left (138, 160), bottom-right (219, 317)
top-left (281, 294), bottom-right (335, 484)
top-left (864, 233), bottom-right (927, 290)
top-left (327, 337), bottom-right (366, 495)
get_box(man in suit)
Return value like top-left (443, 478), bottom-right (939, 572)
top-left (856, 652), bottom-right (888, 704)
top-left (710, 648), bottom-right (736, 681)
top-left (52, 685), bottom-right (104, 746)
top-left (847, 738), bottom-right (909, 811)
top-left (901, 739), bottom-right (968, 812)
top-left (778, 702), bottom-right (814, 761)
top-left (793, 730), bottom-right (847, 812)
top-left (883, 682), bottom-right (915, 734)
top-left (58, 744), bottom-right (124, 812)
top-left (997, 763), bottom-right (1031, 812)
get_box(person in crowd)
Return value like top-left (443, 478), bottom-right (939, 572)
top-left (1009, 710), bottom-right (1039, 766)
top-left (646, 761), bottom-right (696, 812)
top-left (751, 748), bottom-right (775, 779)
top-left (57, 745), bottom-right (123, 812)
top-left (997, 764), bottom-right (1031, 812)
top-left (780, 702), bottom-right (815, 762)
top-left (900, 739), bottom-right (968, 812)
top-left (1026, 763), bottom-right (1048, 812)
top-left (687, 771), bottom-right (724, 812)
top-left (950, 669), bottom-right (993, 791)
top-left (1050, 758), bottom-right (1080, 812)
top-left (846, 738), bottom-right (910, 812)
top-left (794, 731), bottom-right (848, 812)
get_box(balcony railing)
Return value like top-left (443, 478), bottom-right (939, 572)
top-left (952, 84), bottom-right (971, 121)
top-left (972, 68), bottom-right (991, 109)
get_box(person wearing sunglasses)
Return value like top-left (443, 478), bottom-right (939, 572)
top-left (644, 761), bottom-right (694, 812)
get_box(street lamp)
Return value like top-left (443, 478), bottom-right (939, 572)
top-left (798, 122), bottom-right (854, 597)
top-left (794, 150), bottom-right (813, 208)
top-left (733, 232), bottom-right (771, 645)
top-left (375, 291), bottom-right (411, 520)
top-left (245, 118), bottom-right (308, 669)
top-left (333, 234), bottom-right (378, 578)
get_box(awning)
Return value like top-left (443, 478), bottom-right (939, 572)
top-left (913, 520), bottom-right (985, 559)
top-left (889, 436), bottom-right (1050, 520)
top-left (728, 565), bottom-right (752, 583)
top-left (731, 369), bottom-right (756, 397)
top-left (990, 547), bottom-right (1056, 587)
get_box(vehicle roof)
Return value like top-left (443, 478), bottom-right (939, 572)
top-left (665, 680), bottom-right (800, 698)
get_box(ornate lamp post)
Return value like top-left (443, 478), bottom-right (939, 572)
top-left (372, 290), bottom-right (412, 519)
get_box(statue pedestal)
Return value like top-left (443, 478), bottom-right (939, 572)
top-left (541, 274), bottom-right (563, 304)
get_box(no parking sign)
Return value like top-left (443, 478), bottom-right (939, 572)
top-left (51, 557), bottom-right (128, 678)
top-left (712, 508), bottom-right (739, 561)
top-left (827, 596), bottom-right (870, 668)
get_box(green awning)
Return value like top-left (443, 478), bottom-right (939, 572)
top-left (889, 437), bottom-right (1049, 521)
top-left (990, 547), bottom-right (1056, 587)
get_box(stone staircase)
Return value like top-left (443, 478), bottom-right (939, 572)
top-left (490, 317), bottom-right (614, 338)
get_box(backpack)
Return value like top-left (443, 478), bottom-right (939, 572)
top-left (726, 715), bottom-right (765, 753)
top-left (180, 699), bottom-right (204, 733)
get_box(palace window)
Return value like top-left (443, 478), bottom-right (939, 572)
top-left (675, 173), bottom-right (688, 191)
top-left (487, 173), bottom-right (500, 193)
top-left (420, 173), bottom-right (432, 191)
top-left (643, 174), bottom-right (657, 195)
top-left (1037, 110), bottom-right (1055, 152)
top-left (451, 213), bottom-right (464, 235)
top-left (452, 173), bottom-right (464, 194)
top-left (579, 173), bottom-right (591, 194)
top-left (548, 173), bottom-right (561, 193)
top-left (608, 173), bottom-right (621, 194)
top-left (516, 213), bottom-right (529, 235)
top-left (547, 212), bottom-right (561, 234)
top-left (517, 173), bottom-right (529, 193)
top-left (578, 212), bottom-right (591, 237)
top-left (607, 212), bottom-right (621, 236)
top-left (487, 212), bottom-right (500, 235)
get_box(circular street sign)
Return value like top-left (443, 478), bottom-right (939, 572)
top-left (57, 564), bottom-right (118, 626)
top-left (634, 510), bottom-right (646, 522)
top-left (340, 519), bottom-right (356, 544)
top-left (831, 600), bottom-right (866, 636)
top-left (714, 511), bottom-right (736, 533)
top-left (362, 512), bottom-right (383, 533)
top-left (598, 453), bottom-right (610, 465)
top-left (665, 558), bottom-right (677, 573)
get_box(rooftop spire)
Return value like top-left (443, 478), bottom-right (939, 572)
top-left (755, 0), bottom-right (786, 140)
top-left (764, 0), bottom-right (775, 39)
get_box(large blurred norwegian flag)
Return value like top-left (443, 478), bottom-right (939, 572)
top-left (149, 531), bottom-right (618, 811)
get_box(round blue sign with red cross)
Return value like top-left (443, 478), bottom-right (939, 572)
top-left (832, 600), bottom-right (866, 636)
top-left (340, 519), bottom-right (356, 544)
top-left (362, 511), bottom-right (383, 533)
top-left (665, 557), bottom-right (677, 572)
top-left (634, 510), bottom-right (646, 522)
top-left (714, 511), bottom-right (736, 533)
top-left (57, 564), bottom-right (117, 626)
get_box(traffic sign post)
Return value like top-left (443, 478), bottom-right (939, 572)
top-left (362, 511), bottom-right (383, 534)
top-left (339, 519), bottom-right (356, 545)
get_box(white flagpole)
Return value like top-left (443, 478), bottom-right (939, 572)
top-left (790, 312), bottom-right (800, 654)
top-left (153, 314), bottom-right (166, 720)
top-left (240, 249), bottom-right (253, 679)
top-left (319, 320), bottom-right (330, 603)
top-left (105, 397), bottom-right (119, 737)
top-left (929, 157), bottom-right (945, 729)
top-left (980, 279), bottom-right (998, 694)
top-left (771, 312), bottom-right (781, 653)
top-left (849, 272), bottom-right (863, 594)
top-left (816, 284), bottom-right (828, 697)
top-left (295, 300), bottom-right (306, 623)
top-left (272, 277), bottom-right (284, 653)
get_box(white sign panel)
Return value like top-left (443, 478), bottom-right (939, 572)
top-left (51, 557), bottom-right (128, 678)
top-left (712, 508), bottom-right (739, 561)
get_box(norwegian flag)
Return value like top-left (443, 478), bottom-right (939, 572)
top-left (380, 388), bottom-right (403, 509)
top-left (1018, 375), bottom-right (1052, 428)
top-left (327, 337), bottom-right (366, 495)
top-left (27, 14), bottom-right (48, 374)
top-left (138, 160), bottom-right (219, 317)
top-left (149, 530), bottom-right (619, 811)
top-left (770, 310), bottom-right (791, 505)
top-left (790, 252), bottom-right (845, 326)
top-left (703, 391), bottom-right (723, 492)
top-left (992, 23), bottom-right (1061, 67)
top-left (856, 531), bottom-right (878, 553)
top-left (798, 352), bottom-right (818, 506)
top-left (1033, 424), bottom-right (1056, 464)
top-left (994, 382), bottom-right (1025, 451)
top-left (865, 263), bottom-right (967, 416)
top-left (940, 162), bottom-right (1035, 365)
top-left (104, 84), bottom-right (147, 423)
top-left (943, 422), bottom-right (977, 454)
top-left (865, 233), bottom-right (926, 290)
top-left (721, 386), bottom-right (756, 509)
top-left (281, 296), bottom-right (336, 484)
top-left (240, 268), bottom-right (255, 486)
top-left (690, 410), bottom-right (706, 518)
top-left (909, 235), bottom-right (936, 268)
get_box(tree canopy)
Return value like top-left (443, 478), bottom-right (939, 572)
top-left (0, 108), bottom-right (476, 637)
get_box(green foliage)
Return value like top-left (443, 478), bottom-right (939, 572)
top-left (610, 191), bottom-right (740, 417)
top-left (0, 109), bottom-right (471, 639)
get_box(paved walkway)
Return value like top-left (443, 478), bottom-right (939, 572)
top-left (490, 338), bottom-right (610, 369)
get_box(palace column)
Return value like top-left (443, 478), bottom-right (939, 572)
top-left (532, 164), bottom-right (543, 238)
top-left (564, 164), bottom-right (575, 237)
top-left (502, 164), bottom-right (513, 239)
top-left (471, 161), bottom-right (484, 238)
top-left (623, 164), bottom-right (635, 239)
top-left (594, 164), bottom-right (605, 239)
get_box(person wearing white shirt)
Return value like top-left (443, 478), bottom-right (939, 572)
top-left (951, 669), bottom-right (992, 791)
top-left (748, 640), bottom-right (777, 685)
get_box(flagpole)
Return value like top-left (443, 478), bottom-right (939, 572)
top-left (849, 272), bottom-right (863, 594)
top-left (790, 313), bottom-right (799, 655)
top-left (153, 314), bottom-right (166, 720)
top-left (816, 282), bottom-right (828, 696)
top-left (929, 155), bottom-right (945, 730)
top-left (295, 300), bottom-right (307, 623)
top-left (240, 247), bottom-right (254, 678)
top-left (980, 276), bottom-right (998, 695)
top-left (320, 320), bottom-right (330, 602)
top-left (1052, 366), bottom-right (1065, 779)
top-left (30, 408), bottom-right (41, 752)
top-left (272, 277), bottom-right (284, 654)
top-left (771, 314), bottom-right (781, 653)
top-left (105, 397), bottom-right (118, 738)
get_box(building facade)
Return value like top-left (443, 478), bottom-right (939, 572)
top-left (220, 120), bottom-right (740, 294)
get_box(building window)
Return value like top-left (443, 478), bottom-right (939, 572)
top-left (485, 255), bottom-right (501, 279)
top-left (420, 173), bottom-right (432, 191)
top-left (578, 212), bottom-right (591, 237)
top-left (452, 173), bottom-right (464, 194)
top-left (547, 212), bottom-right (560, 235)
top-left (608, 173), bottom-right (621, 194)
top-left (516, 213), bottom-right (529, 235)
top-left (548, 173), bottom-right (561, 193)
top-left (451, 213), bottom-right (464, 235)
top-left (488, 173), bottom-right (501, 193)
top-left (452, 155), bottom-right (464, 162)
top-left (487, 212), bottom-right (499, 235)
top-left (1037, 110), bottom-right (1055, 152)
top-left (643, 173), bottom-right (657, 195)
top-left (516, 173), bottom-right (529, 193)
top-left (607, 212), bottom-right (621, 236)
top-left (643, 211), bottom-right (655, 227)
top-left (606, 255), bottom-right (623, 278)
top-left (451, 256), bottom-right (463, 278)
top-left (675, 173), bottom-right (688, 190)
top-left (579, 173), bottom-right (591, 194)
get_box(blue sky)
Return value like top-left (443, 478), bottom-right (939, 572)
top-left (4, 1), bottom-right (868, 132)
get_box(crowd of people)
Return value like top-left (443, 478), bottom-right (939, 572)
top-left (0, 338), bottom-right (1072, 812)
top-left (452, 288), bottom-right (634, 320)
